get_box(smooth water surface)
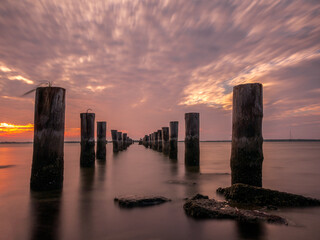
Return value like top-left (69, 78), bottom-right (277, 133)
top-left (0, 142), bottom-right (320, 240)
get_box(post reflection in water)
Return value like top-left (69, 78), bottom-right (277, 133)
top-left (169, 158), bottom-right (178, 176)
top-left (79, 167), bottom-right (95, 240)
top-left (29, 190), bottom-right (62, 240)
top-left (236, 222), bottom-right (266, 240)
top-left (184, 164), bottom-right (200, 199)
top-left (96, 157), bottom-right (107, 184)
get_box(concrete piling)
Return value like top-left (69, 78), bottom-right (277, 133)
top-left (80, 112), bottom-right (95, 167)
top-left (97, 121), bottom-right (106, 160)
top-left (157, 130), bottom-right (162, 152)
top-left (162, 127), bottom-right (169, 155)
top-left (185, 113), bottom-right (200, 166)
top-left (169, 121), bottom-right (178, 159)
top-left (30, 87), bottom-right (65, 191)
top-left (231, 83), bottom-right (263, 187)
top-left (111, 130), bottom-right (119, 153)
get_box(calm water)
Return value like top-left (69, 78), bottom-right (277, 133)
top-left (1, 142), bottom-right (320, 240)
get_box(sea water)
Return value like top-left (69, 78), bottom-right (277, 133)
top-left (0, 142), bottom-right (320, 240)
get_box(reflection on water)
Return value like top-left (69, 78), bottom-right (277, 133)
top-left (79, 168), bottom-right (95, 240)
top-left (236, 222), bottom-right (266, 240)
top-left (30, 191), bottom-right (62, 240)
top-left (1, 142), bottom-right (320, 240)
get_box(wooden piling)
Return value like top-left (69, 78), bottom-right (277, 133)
top-left (157, 130), bottom-right (162, 152)
top-left (231, 83), bottom-right (263, 187)
top-left (118, 132), bottom-right (123, 151)
top-left (80, 112), bottom-right (95, 167)
top-left (153, 131), bottom-right (158, 150)
top-left (148, 134), bottom-right (152, 148)
top-left (185, 113), bottom-right (199, 166)
top-left (123, 133), bottom-right (128, 150)
top-left (150, 133), bottom-right (154, 149)
top-left (30, 87), bottom-right (65, 191)
top-left (97, 121), bottom-right (106, 160)
top-left (111, 130), bottom-right (119, 153)
top-left (169, 121), bottom-right (178, 159)
top-left (162, 127), bottom-right (169, 155)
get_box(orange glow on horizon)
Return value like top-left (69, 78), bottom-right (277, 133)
top-left (0, 123), bottom-right (81, 140)
top-left (0, 123), bottom-right (34, 135)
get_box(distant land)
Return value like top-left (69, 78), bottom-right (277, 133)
top-left (1, 139), bottom-right (320, 144)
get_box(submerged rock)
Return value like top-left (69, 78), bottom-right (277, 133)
top-left (217, 183), bottom-right (320, 207)
top-left (183, 196), bottom-right (287, 225)
top-left (114, 195), bottom-right (171, 208)
top-left (166, 180), bottom-right (197, 185)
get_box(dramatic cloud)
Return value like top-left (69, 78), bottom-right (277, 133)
top-left (0, 0), bottom-right (319, 141)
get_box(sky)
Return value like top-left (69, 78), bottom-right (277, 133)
top-left (0, 0), bottom-right (319, 141)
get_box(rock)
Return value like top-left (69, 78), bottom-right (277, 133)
top-left (217, 183), bottom-right (320, 207)
top-left (191, 194), bottom-right (209, 200)
top-left (183, 196), bottom-right (287, 225)
top-left (114, 195), bottom-right (171, 208)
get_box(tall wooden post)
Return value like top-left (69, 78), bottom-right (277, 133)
top-left (231, 83), bottom-right (263, 187)
top-left (185, 113), bottom-right (199, 166)
top-left (162, 127), bottom-right (169, 155)
top-left (157, 130), bottom-right (162, 152)
top-left (169, 121), bottom-right (178, 159)
top-left (80, 112), bottom-right (95, 167)
top-left (151, 133), bottom-right (154, 149)
top-left (97, 121), bottom-right (106, 160)
top-left (30, 87), bottom-right (65, 191)
top-left (123, 133), bottom-right (128, 150)
top-left (118, 132), bottom-right (123, 151)
top-left (111, 130), bottom-right (118, 153)
top-left (153, 131), bottom-right (158, 150)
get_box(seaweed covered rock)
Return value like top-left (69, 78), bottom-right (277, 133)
top-left (183, 195), bottom-right (287, 224)
top-left (217, 183), bottom-right (320, 207)
top-left (114, 195), bottom-right (171, 208)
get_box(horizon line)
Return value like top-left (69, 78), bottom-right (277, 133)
top-left (1, 139), bottom-right (320, 144)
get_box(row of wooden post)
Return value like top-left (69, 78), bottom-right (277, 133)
top-left (111, 130), bottom-right (133, 153)
top-left (140, 121), bottom-right (179, 159)
top-left (30, 82), bottom-right (263, 191)
top-left (139, 82), bottom-right (263, 186)
top-left (140, 112), bottom-right (200, 166)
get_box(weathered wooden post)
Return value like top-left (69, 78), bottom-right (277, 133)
top-left (30, 87), bottom-right (65, 191)
top-left (169, 121), bottom-right (178, 159)
top-left (80, 112), bottom-right (95, 167)
top-left (150, 133), bottom-right (154, 149)
top-left (142, 135), bottom-right (146, 147)
top-left (123, 133), bottom-right (128, 150)
top-left (153, 131), bottom-right (158, 150)
top-left (111, 130), bottom-right (119, 153)
top-left (157, 130), bottom-right (162, 152)
top-left (96, 121), bottom-right (106, 160)
top-left (162, 127), bottom-right (169, 155)
top-left (185, 113), bottom-right (200, 166)
top-left (144, 135), bottom-right (149, 148)
top-left (231, 83), bottom-right (263, 187)
top-left (117, 132), bottom-right (123, 151)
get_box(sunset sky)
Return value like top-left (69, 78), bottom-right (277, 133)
top-left (0, 0), bottom-right (319, 141)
